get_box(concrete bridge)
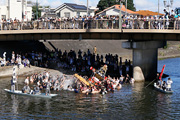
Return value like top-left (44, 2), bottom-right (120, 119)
top-left (0, 29), bottom-right (180, 81)
top-left (0, 29), bottom-right (180, 41)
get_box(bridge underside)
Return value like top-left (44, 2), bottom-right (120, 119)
top-left (0, 29), bottom-right (177, 81)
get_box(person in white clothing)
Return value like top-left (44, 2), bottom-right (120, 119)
top-left (130, 77), bottom-right (135, 84)
top-left (46, 72), bottom-right (49, 79)
top-left (17, 55), bottom-right (22, 69)
top-left (24, 77), bottom-right (29, 85)
top-left (12, 51), bottom-right (15, 60)
top-left (166, 78), bottom-right (173, 91)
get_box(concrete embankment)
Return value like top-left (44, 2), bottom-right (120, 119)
top-left (41, 40), bottom-right (180, 60)
top-left (41, 40), bottom-right (133, 61)
top-left (0, 65), bottom-right (63, 78)
top-left (0, 65), bottom-right (75, 90)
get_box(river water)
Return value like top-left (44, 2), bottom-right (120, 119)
top-left (0, 58), bottom-right (179, 119)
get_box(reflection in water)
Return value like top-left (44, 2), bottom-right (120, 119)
top-left (0, 58), bottom-right (179, 119)
top-left (11, 95), bottom-right (19, 119)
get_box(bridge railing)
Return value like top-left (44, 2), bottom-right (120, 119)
top-left (0, 19), bottom-right (179, 30)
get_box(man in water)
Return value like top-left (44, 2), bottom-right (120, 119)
top-left (166, 78), bottom-right (173, 91)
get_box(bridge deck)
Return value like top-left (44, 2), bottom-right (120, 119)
top-left (0, 29), bottom-right (180, 41)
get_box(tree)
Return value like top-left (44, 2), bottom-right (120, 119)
top-left (32, 5), bottom-right (42, 19)
top-left (27, 1), bottom-right (50, 19)
top-left (126, 0), bottom-right (136, 11)
top-left (97, 0), bottom-right (136, 13)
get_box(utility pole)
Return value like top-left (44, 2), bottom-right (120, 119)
top-left (117, 0), bottom-right (123, 29)
top-left (119, 1), bottom-right (122, 29)
top-left (158, 0), bottom-right (159, 16)
top-left (22, 0), bottom-right (24, 22)
top-left (7, 0), bottom-right (10, 18)
top-left (126, 0), bottom-right (127, 16)
top-left (87, 0), bottom-right (89, 16)
top-left (36, 0), bottom-right (38, 20)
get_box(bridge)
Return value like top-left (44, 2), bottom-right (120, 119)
top-left (0, 29), bottom-right (180, 41)
top-left (0, 28), bottom-right (180, 81)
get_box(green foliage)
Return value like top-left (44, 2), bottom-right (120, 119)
top-left (97, 0), bottom-right (136, 13)
top-left (178, 44), bottom-right (180, 50)
top-left (126, 0), bottom-right (136, 11)
top-left (28, 0), bottom-right (50, 20)
top-left (163, 43), bottom-right (169, 49)
top-left (163, 46), bottom-right (167, 49)
top-left (159, 52), bottom-right (165, 56)
top-left (32, 5), bottom-right (41, 19)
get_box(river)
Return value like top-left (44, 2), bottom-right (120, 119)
top-left (0, 58), bottom-right (179, 119)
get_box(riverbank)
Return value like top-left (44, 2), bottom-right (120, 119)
top-left (158, 54), bottom-right (180, 60)
top-left (0, 65), bottom-right (63, 78)
top-left (158, 41), bottom-right (180, 60)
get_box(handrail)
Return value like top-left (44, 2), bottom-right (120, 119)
top-left (0, 19), bottom-right (179, 30)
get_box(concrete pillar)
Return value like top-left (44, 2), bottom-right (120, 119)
top-left (133, 48), bottom-right (158, 81)
top-left (122, 41), bottom-right (166, 81)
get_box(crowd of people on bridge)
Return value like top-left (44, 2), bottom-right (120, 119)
top-left (1, 8), bottom-right (180, 30)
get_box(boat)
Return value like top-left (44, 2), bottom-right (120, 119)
top-left (4, 89), bottom-right (58, 98)
top-left (154, 83), bottom-right (173, 94)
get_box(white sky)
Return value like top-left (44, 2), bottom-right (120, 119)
top-left (0, 0), bottom-right (179, 13)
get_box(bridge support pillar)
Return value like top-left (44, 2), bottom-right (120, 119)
top-left (122, 41), bottom-right (166, 81)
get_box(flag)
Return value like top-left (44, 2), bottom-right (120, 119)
top-left (159, 65), bottom-right (166, 80)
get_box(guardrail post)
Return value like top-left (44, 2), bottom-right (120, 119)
top-left (96, 20), bottom-right (98, 29)
top-left (174, 20), bottom-right (176, 30)
top-left (148, 21), bottom-right (150, 29)
top-left (60, 21), bottom-right (61, 29)
top-left (1, 22), bottom-right (3, 31)
top-left (21, 22), bottom-right (22, 30)
top-left (83, 22), bottom-right (84, 29)
top-left (132, 20), bottom-right (134, 29)
top-left (163, 20), bottom-right (165, 29)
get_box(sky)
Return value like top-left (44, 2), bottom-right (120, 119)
top-left (0, 0), bottom-right (180, 13)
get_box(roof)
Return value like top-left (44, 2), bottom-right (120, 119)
top-left (65, 3), bottom-right (87, 10)
top-left (114, 5), bottom-right (136, 14)
top-left (96, 5), bottom-right (136, 15)
top-left (55, 3), bottom-right (88, 11)
top-left (135, 10), bottom-right (164, 16)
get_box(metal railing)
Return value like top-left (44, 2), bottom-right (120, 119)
top-left (0, 19), bottom-right (179, 30)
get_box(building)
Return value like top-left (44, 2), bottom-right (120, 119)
top-left (135, 10), bottom-right (164, 16)
top-left (39, 7), bottom-right (56, 19)
top-left (0, 0), bottom-right (32, 21)
top-left (96, 5), bottom-right (137, 16)
top-left (96, 4), bottom-right (165, 17)
top-left (54, 3), bottom-right (96, 18)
